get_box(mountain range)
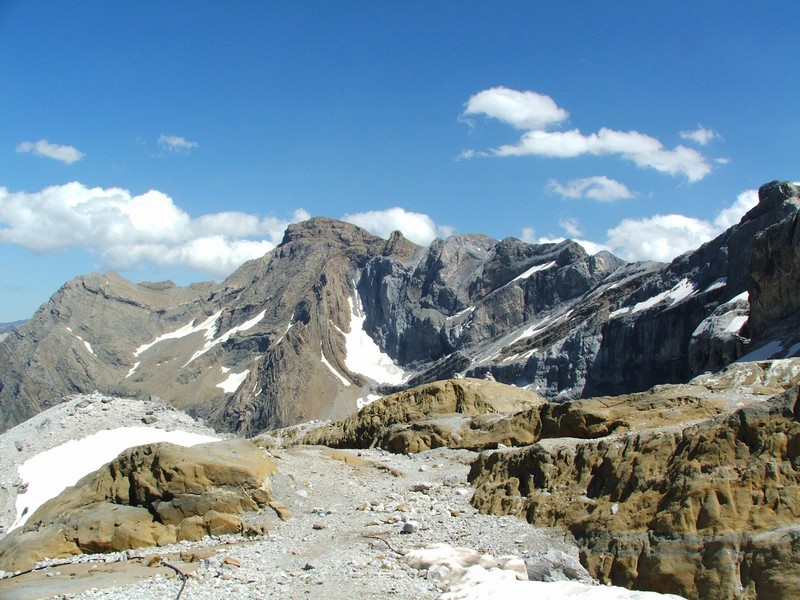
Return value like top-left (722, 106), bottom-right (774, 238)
top-left (1, 180), bottom-right (798, 435)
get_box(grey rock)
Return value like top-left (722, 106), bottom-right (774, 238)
top-left (524, 549), bottom-right (593, 583)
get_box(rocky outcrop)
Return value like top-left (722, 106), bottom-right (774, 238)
top-left (748, 184), bottom-right (800, 352)
top-left (0, 438), bottom-right (276, 572)
top-left (468, 359), bottom-right (800, 600)
top-left (1, 183), bottom-right (799, 435)
top-left (294, 378), bottom-right (546, 453)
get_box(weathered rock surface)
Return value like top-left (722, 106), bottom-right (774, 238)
top-left (1, 182), bottom-right (799, 436)
top-left (292, 378), bottom-right (547, 453)
top-left (0, 438), bottom-right (276, 572)
top-left (468, 359), bottom-right (800, 600)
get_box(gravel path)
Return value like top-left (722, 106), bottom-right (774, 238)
top-left (0, 396), bottom-right (579, 600)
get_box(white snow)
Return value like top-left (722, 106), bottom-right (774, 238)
top-left (727, 291), bottom-right (749, 304)
top-left (513, 260), bottom-right (557, 282)
top-left (216, 369), bottom-right (250, 393)
top-left (135, 311), bottom-right (222, 357)
top-left (446, 306), bottom-right (476, 321)
top-left (725, 315), bottom-right (748, 334)
top-left (125, 361), bottom-right (140, 378)
top-left (275, 320), bottom-right (294, 345)
top-left (343, 294), bottom-right (407, 385)
top-left (357, 393), bottom-right (383, 410)
top-left (703, 277), bottom-right (727, 293)
top-left (611, 278), bottom-right (696, 318)
top-left (67, 327), bottom-right (96, 356)
top-left (404, 543), bottom-right (686, 600)
top-left (11, 426), bottom-right (219, 531)
top-left (510, 309), bottom-right (572, 346)
top-left (321, 347), bottom-right (351, 386)
top-left (184, 309), bottom-right (267, 366)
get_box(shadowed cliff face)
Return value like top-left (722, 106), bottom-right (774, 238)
top-left (1, 183), bottom-right (799, 435)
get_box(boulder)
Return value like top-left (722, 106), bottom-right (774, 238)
top-left (294, 378), bottom-right (546, 452)
top-left (0, 438), bottom-right (276, 572)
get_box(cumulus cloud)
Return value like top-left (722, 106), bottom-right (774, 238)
top-left (461, 87), bottom-right (712, 182)
top-left (604, 188), bottom-right (759, 262)
top-left (521, 187), bottom-right (759, 263)
top-left (559, 218), bottom-right (582, 237)
top-left (0, 182), bottom-right (308, 278)
top-left (712, 189), bottom-right (758, 230)
top-left (547, 176), bottom-right (634, 202)
top-left (342, 207), bottom-right (452, 245)
top-left (15, 139), bottom-right (85, 164)
top-left (158, 134), bottom-right (198, 153)
top-left (680, 126), bottom-right (719, 146)
top-left (462, 87), bottom-right (569, 130)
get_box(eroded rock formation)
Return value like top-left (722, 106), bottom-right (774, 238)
top-left (468, 360), bottom-right (800, 600)
top-left (0, 438), bottom-right (276, 572)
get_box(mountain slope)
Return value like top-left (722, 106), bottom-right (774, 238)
top-left (1, 181), bottom-right (798, 435)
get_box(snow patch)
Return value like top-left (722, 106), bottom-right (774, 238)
top-left (67, 326), bottom-right (95, 356)
top-left (12, 427), bottom-right (219, 531)
top-left (404, 543), bottom-right (686, 600)
top-left (184, 309), bottom-right (267, 366)
top-left (357, 393), bottom-right (383, 410)
top-left (510, 309), bottom-right (572, 346)
top-left (446, 306), bottom-right (476, 321)
top-left (135, 311), bottom-right (222, 358)
top-left (725, 315), bottom-right (748, 334)
top-left (612, 278), bottom-right (696, 318)
top-left (703, 277), bottom-right (727, 293)
top-left (343, 293), bottom-right (407, 385)
top-left (321, 347), bottom-right (351, 386)
top-left (275, 320), bottom-right (294, 345)
top-left (217, 369), bottom-right (250, 393)
top-left (513, 260), bottom-right (557, 282)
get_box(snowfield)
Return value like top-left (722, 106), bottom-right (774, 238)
top-left (12, 426), bottom-right (218, 530)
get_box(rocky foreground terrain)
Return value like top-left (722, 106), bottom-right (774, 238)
top-left (0, 391), bottom-right (680, 600)
top-left (1, 361), bottom-right (800, 599)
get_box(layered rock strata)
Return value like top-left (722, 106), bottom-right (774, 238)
top-left (468, 360), bottom-right (800, 600)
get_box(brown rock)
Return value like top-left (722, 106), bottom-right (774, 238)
top-left (468, 360), bottom-right (800, 600)
top-left (0, 438), bottom-right (276, 572)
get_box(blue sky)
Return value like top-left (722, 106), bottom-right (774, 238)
top-left (1, 2), bottom-right (798, 322)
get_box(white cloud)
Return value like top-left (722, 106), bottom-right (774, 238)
top-left (462, 87), bottom-right (569, 130)
top-left (712, 189), bottom-right (758, 230)
top-left (605, 188), bottom-right (759, 262)
top-left (520, 231), bottom-right (610, 256)
top-left (342, 207), bottom-right (451, 245)
top-left (158, 134), bottom-right (198, 152)
top-left (547, 176), bottom-right (634, 202)
top-left (521, 187), bottom-right (759, 263)
top-left (520, 227), bottom-right (536, 244)
top-left (0, 182), bottom-right (306, 278)
top-left (15, 139), bottom-right (85, 164)
top-left (559, 218), bottom-right (582, 237)
top-left (461, 87), bottom-right (712, 182)
top-left (680, 125), bottom-right (719, 146)
top-left (606, 214), bottom-right (717, 262)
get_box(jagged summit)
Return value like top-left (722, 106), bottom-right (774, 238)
top-left (1, 181), bottom-right (799, 435)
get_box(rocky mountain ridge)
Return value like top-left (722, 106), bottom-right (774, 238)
top-left (1, 180), bottom-right (798, 435)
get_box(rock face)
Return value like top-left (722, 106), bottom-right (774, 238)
top-left (467, 359), bottom-right (800, 600)
top-left (1, 182), bottom-right (799, 435)
top-left (0, 438), bottom-right (276, 572)
top-left (293, 378), bottom-right (546, 453)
